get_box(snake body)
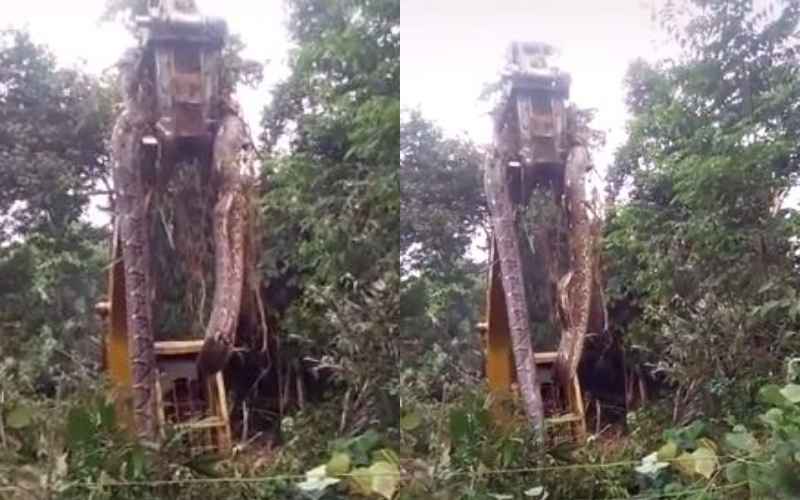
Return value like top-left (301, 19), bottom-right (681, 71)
top-left (197, 113), bottom-right (256, 377)
top-left (111, 49), bottom-right (159, 438)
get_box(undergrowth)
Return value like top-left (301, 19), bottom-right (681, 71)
top-left (4, 357), bottom-right (800, 499)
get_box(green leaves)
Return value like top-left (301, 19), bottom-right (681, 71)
top-left (400, 112), bottom-right (485, 275)
top-left (656, 440), bottom-right (678, 461)
top-left (689, 446), bottom-right (718, 480)
top-left (760, 407), bottom-right (785, 427)
top-left (259, 0), bottom-right (400, 435)
top-left (724, 430), bottom-right (760, 453)
top-left (606, 0), bottom-right (800, 422)
top-left (759, 383), bottom-right (800, 407)
top-left (397, 113), bottom-right (485, 380)
top-left (760, 384), bottom-right (788, 406)
top-left (326, 452), bottom-right (352, 476)
top-left (714, 371), bottom-right (800, 499)
top-left (779, 384), bottom-right (800, 404)
top-left (449, 405), bottom-right (490, 445)
top-left (0, 29), bottom-right (110, 239)
top-left (300, 435), bottom-right (402, 500)
top-left (640, 425), bottom-right (719, 483)
top-left (0, 31), bottom-right (109, 402)
top-left (5, 404), bottom-right (34, 429)
top-left (349, 95), bottom-right (400, 165)
top-left (332, 429), bottom-right (382, 466)
top-left (399, 411), bottom-right (421, 432)
top-left (365, 460), bottom-right (401, 499)
top-left (65, 406), bottom-right (94, 450)
top-left (663, 421), bottom-right (708, 451)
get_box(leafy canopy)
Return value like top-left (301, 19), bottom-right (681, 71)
top-left (260, 0), bottom-right (400, 432)
top-left (606, 0), bottom-right (800, 418)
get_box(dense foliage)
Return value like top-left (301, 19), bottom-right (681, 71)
top-left (400, 112), bottom-right (486, 276)
top-left (260, 0), bottom-right (400, 434)
top-left (606, 0), bottom-right (800, 423)
top-left (0, 30), bottom-right (111, 240)
top-left (2, 0), bottom-right (401, 497)
top-left (0, 29), bottom-right (111, 395)
top-left (399, 112), bottom-right (487, 393)
top-left (6, 0), bottom-right (800, 498)
top-left (399, 1), bottom-right (800, 498)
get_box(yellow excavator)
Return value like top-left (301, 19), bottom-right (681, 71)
top-left (99, 0), bottom-right (254, 448)
top-left (480, 42), bottom-right (606, 440)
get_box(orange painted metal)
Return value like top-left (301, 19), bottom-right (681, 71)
top-left (485, 237), bottom-right (516, 395)
top-left (104, 233), bottom-right (232, 451)
top-left (483, 237), bottom-right (587, 439)
top-left (105, 224), bottom-right (135, 432)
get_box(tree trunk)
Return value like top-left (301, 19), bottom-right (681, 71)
top-left (484, 152), bottom-right (545, 431)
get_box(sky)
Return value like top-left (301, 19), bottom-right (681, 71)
top-left (6, 0), bottom-right (672, 179)
top-left (3, 0), bottom-right (718, 223)
top-left (401, 0), bottom-right (672, 173)
top-left (4, 0), bottom-right (292, 133)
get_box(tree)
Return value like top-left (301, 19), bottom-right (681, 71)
top-left (260, 0), bottom-right (400, 432)
top-left (0, 30), bottom-right (110, 241)
top-left (400, 111), bottom-right (486, 277)
top-left (0, 29), bottom-right (111, 392)
top-left (399, 112), bottom-right (487, 394)
top-left (606, 0), bottom-right (800, 421)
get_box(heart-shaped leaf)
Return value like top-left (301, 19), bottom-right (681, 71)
top-left (725, 462), bottom-right (748, 483)
top-left (369, 461), bottom-right (400, 500)
top-left (400, 412), bottom-right (421, 431)
top-left (779, 384), bottom-right (800, 404)
top-left (6, 405), bottom-right (34, 429)
top-left (349, 467), bottom-right (373, 496)
top-left (759, 385), bottom-right (787, 406)
top-left (657, 440), bottom-right (678, 461)
top-left (692, 447), bottom-right (718, 479)
top-left (672, 452), bottom-right (696, 477)
top-left (760, 408), bottom-right (784, 427)
top-left (326, 452), bottom-right (351, 476)
top-left (725, 431), bottom-right (759, 453)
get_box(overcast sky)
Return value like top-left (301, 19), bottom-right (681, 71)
top-left (402, 0), bottom-right (672, 173)
top-left (4, 0), bottom-right (292, 131)
top-left (7, 0), bottom-right (672, 173)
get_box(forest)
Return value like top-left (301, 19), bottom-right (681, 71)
top-left (2, 0), bottom-right (800, 499)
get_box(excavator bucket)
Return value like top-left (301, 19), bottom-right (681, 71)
top-left (101, 0), bottom-right (233, 451)
top-left (135, 3), bottom-right (226, 142)
top-left (481, 42), bottom-right (592, 441)
top-left (503, 42), bottom-right (571, 167)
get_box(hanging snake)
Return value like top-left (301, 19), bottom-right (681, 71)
top-left (110, 9), bottom-right (257, 438)
top-left (556, 130), bottom-right (594, 385)
top-left (197, 109), bottom-right (257, 377)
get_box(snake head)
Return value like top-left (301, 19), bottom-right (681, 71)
top-left (197, 333), bottom-right (232, 378)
